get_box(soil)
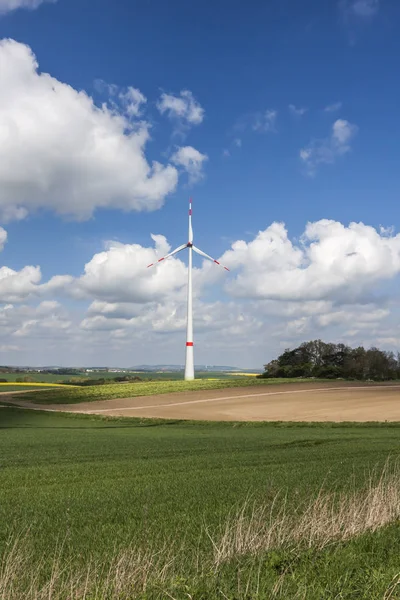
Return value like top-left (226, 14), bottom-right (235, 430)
top-left (3, 381), bottom-right (400, 422)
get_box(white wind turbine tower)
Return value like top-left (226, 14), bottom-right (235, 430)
top-left (147, 198), bottom-right (229, 381)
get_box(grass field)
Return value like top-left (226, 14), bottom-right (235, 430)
top-left (20, 377), bottom-right (326, 405)
top-left (0, 370), bottom-right (259, 383)
top-left (0, 382), bottom-right (76, 390)
top-left (1, 406), bottom-right (400, 598)
top-left (0, 385), bottom-right (64, 392)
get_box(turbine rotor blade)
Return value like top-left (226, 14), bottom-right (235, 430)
top-left (147, 243), bottom-right (187, 268)
top-left (192, 245), bottom-right (230, 271)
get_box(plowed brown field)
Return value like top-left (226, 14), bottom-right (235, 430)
top-left (5, 381), bottom-right (400, 422)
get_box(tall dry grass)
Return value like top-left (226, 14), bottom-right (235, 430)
top-left (0, 536), bottom-right (180, 600)
top-left (210, 461), bottom-right (400, 566)
top-left (1, 463), bottom-right (400, 599)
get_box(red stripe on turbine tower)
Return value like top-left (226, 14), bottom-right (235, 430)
top-left (186, 342), bottom-right (194, 346)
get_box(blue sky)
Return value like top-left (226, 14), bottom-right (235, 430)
top-left (0, 0), bottom-right (399, 368)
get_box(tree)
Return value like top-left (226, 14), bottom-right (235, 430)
top-left (260, 340), bottom-right (399, 381)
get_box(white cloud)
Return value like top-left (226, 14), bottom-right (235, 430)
top-left (0, 301), bottom-right (70, 342)
top-left (300, 119), bottom-right (358, 174)
top-left (171, 146), bottom-right (208, 183)
top-left (252, 109), bottom-right (277, 133)
top-left (221, 220), bottom-right (400, 303)
top-left (316, 306), bottom-right (389, 328)
top-left (233, 138), bottom-right (242, 148)
top-left (0, 0), bottom-right (54, 14)
top-left (95, 80), bottom-right (147, 118)
top-left (117, 87), bottom-right (146, 117)
top-left (324, 102), bottom-right (343, 112)
top-left (289, 104), bottom-right (308, 117)
top-left (0, 265), bottom-right (42, 303)
top-left (3, 218), bottom-right (400, 368)
top-left (82, 297), bottom-right (262, 345)
top-left (332, 118), bottom-right (356, 144)
top-left (0, 227), bottom-right (7, 250)
top-left (157, 90), bottom-right (204, 131)
top-left (0, 255), bottom-right (72, 303)
top-left (0, 39), bottom-right (179, 222)
top-left (72, 235), bottom-right (188, 304)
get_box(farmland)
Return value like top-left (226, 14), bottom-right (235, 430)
top-left (0, 370), bottom-right (259, 384)
top-left (15, 377), bottom-right (325, 405)
top-left (2, 406), bottom-right (400, 598)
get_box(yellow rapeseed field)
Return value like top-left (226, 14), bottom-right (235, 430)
top-left (227, 372), bottom-right (259, 377)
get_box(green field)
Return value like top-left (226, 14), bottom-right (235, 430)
top-left (1, 406), bottom-right (400, 598)
top-left (0, 384), bottom-right (57, 392)
top-left (21, 377), bottom-right (326, 405)
top-left (0, 370), bottom-right (259, 383)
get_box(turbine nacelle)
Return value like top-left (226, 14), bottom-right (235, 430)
top-left (147, 242), bottom-right (230, 271)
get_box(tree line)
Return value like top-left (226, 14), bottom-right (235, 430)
top-left (260, 339), bottom-right (400, 381)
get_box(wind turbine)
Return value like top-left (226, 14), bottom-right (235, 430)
top-left (147, 198), bottom-right (229, 381)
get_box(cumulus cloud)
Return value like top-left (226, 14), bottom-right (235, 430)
top-left (221, 220), bottom-right (400, 303)
top-left (289, 104), bottom-right (308, 117)
top-left (0, 0), bottom-right (54, 14)
top-left (82, 297), bottom-right (262, 345)
top-left (0, 265), bottom-right (72, 303)
top-left (300, 119), bottom-right (358, 174)
top-left (0, 39), bottom-right (179, 222)
top-left (0, 265), bottom-right (42, 303)
top-left (157, 90), bottom-right (204, 134)
top-left (171, 146), bottom-right (208, 183)
top-left (0, 301), bottom-right (71, 344)
top-left (72, 235), bottom-right (188, 304)
top-left (3, 218), bottom-right (400, 367)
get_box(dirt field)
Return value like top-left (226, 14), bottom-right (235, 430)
top-left (4, 381), bottom-right (400, 422)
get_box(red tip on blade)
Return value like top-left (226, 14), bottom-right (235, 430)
top-left (158, 257), bottom-right (165, 262)
top-left (189, 209), bottom-right (192, 215)
top-left (214, 260), bottom-right (220, 265)
top-left (186, 342), bottom-right (194, 347)
top-left (147, 263), bottom-right (153, 268)
top-left (224, 267), bottom-right (230, 271)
